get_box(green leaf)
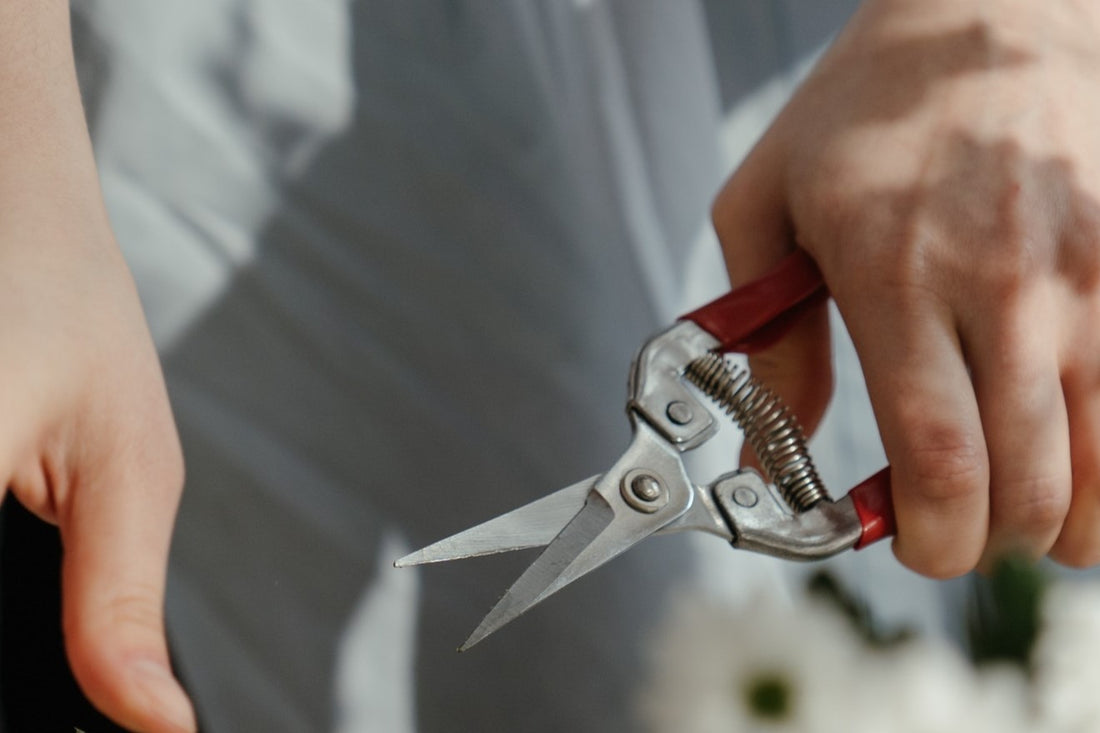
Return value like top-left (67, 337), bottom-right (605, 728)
top-left (806, 570), bottom-right (913, 648)
top-left (966, 554), bottom-right (1047, 673)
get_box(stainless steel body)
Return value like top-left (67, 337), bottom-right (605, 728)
top-left (397, 318), bottom-right (866, 648)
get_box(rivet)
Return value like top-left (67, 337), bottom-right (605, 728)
top-left (666, 401), bottom-right (694, 425)
top-left (732, 487), bottom-right (759, 508)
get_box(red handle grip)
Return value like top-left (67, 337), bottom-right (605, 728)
top-left (848, 467), bottom-right (895, 549)
top-left (680, 249), bottom-right (828, 353)
top-left (681, 250), bottom-right (896, 549)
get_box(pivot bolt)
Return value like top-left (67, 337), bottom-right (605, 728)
top-left (621, 470), bottom-right (669, 513)
top-left (631, 475), bottom-right (662, 502)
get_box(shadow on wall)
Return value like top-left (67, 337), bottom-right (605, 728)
top-left (151, 4), bottom-right (694, 731)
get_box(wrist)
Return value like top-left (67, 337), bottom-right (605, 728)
top-left (0, 2), bottom-right (112, 247)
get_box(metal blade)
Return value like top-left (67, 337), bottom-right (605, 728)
top-left (460, 474), bottom-right (686, 650)
top-left (460, 489), bottom-right (615, 650)
top-left (394, 476), bottom-right (598, 567)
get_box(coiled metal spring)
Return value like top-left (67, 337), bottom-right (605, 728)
top-left (684, 353), bottom-right (827, 512)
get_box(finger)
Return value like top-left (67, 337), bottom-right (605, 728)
top-left (713, 135), bottom-right (793, 287)
top-left (712, 137), bottom-right (834, 470)
top-left (58, 417), bottom-right (195, 733)
top-left (963, 297), bottom-right (1071, 568)
top-left (1051, 380), bottom-right (1100, 566)
top-left (841, 283), bottom-right (988, 578)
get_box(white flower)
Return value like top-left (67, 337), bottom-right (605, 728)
top-left (848, 641), bottom-right (1030, 733)
top-left (1032, 581), bottom-right (1100, 733)
top-left (638, 589), bottom-right (866, 733)
top-left (970, 663), bottom-right (1033, 733)
top-left (638, 585), bottom-right (1038, 733)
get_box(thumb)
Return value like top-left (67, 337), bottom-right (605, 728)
top-left (58, 427), bottom-right (196, 733)
top-left (711, 138), bottom-right (833, 468)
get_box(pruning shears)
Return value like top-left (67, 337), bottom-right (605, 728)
top-left (396, 249), bottom-right (895, 650)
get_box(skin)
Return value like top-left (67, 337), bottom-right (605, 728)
top-left (715, 0), bottom-right (1100, 577)
top-left (0, 2), bottom-right (194, 731)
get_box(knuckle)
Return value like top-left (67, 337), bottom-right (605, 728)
top-left (103, 589), bottom-right (165, 633)
top-left (980, 250), bottom-right (1037, 304)
top-left (991, 476), bottom-right (1070, 533)
top-left (897, 418), bottom-right (987, 502)
top-left (845, 236), bottom-right (947, 314)
top-left (66, 586), bottom-right (165, 644)
top-left (796, 177), bottom-right (851, 231)
top-left (854, 249), bottom-right (922, 303)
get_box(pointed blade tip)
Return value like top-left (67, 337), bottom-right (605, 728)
top-left (394, 547), bottom-right (453, 567)
top-left (392, 553), bottom-right (421, 568)
top-left (458, 624), bottom-right (494, 652)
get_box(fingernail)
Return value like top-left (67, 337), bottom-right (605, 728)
top-left (132, 660), bottom-right (197, 732)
